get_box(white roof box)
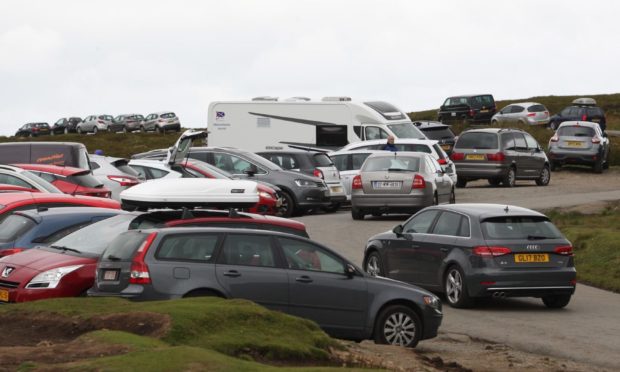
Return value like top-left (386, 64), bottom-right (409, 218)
top-left (572, 97), bottom-right (597, 106)
top-left (120, 178), bottom-right (259, 210)
top-left (321, 96), bottom-right (352, 102)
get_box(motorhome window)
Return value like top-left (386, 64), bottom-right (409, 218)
top-left (387, 123), bottom-right (426, 139)
top-left (353, 126), bottom-right (362, 139)
top-left (364, 101), bottom-right (406, 120)
top-left (364, 126), bottom-right (388, 140)
top-left (317, 125), bottom-right (347, 147)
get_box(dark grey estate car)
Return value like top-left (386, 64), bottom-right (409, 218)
top-left (450, 128), bottom-right (550, 188)
top-left (363, 204), bottom-right (576, 309)
top-left (90, 227), bottom-right (443, 348)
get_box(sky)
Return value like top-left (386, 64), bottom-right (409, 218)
top-left (1, 0), bottom-right (619, 135)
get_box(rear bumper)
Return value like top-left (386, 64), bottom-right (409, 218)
top-left (160, 123), bottom-right (181, 131)
top-left (466, 268), bottom-right (577, 298)
top-left (88, 284), bottom-right (176, 301)
top-left (549, 150), bottom-right (601, 165)
top-left (351, 193), bottom-right (432, 209)
top-left (454, 162), bottom-right (508, 179)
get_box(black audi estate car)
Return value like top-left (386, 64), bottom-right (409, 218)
top-left (90, 227), bottom-right (443, 348)
top-left (363, 204), bottom-right (576, 309)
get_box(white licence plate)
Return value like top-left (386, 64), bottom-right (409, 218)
top-left (103, 270), bottom-right (118, 281)
top-left (372, 181), bottom-right (402, 189)
top-left (451, 112), bottom-right (456, 117)
top-left (330, 186), bottom-right (343, 193)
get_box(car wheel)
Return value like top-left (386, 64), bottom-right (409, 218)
top-left (549, 121), bottom-right (558, 131)
top-left (502, 167), bottom-right (516, 187)
top-left (433, 192), bottom-right (439, 205)
top-left (183, 289), bottom-right (223, 298)
top-left (321, 202), bottom-right (340, 213)
top-left (351, 207), bottom-right (365, 220)
top-left (158, 126), bottom-right (165, 134)
top-left (491, 119), bottom-right (498, 126)
top-left (107, 126), bottom-right (113, 133)
top-left (536, 165), bottom-right (551, 186)
top-left (456, 178), bottom-right (467, 188)
top-left (77, 127), bottom-right (83, 134)
top-left (488, 178), bottom-right (501, 186)
top-left (444, 265), bottom-right (474, 308)
top-left (276, 191), bottom-right (295, 218)
top-left (593, 158), bottom-right (603, 174)
top-left (64, 127), bottom-right (69, 134)
top-left (449, 187), bottom-right (456, 204)
top-left (542, 294), bottom-right (571, 309)
top-left (374, 305), bottom-right (421, 348)
top-left (93, 127), bottom-right (98, 134)
top-left (365, 251), bottom-right (383, 277)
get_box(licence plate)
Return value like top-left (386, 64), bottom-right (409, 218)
top-left (480, 109), bottom-right (489, 113)
top-left (451, 112), bottom-right (456, 117)
top-left (591, 118), bottom-right (600, 123)
top-left (103, 270), bottom-right (119, 281)
top-left (0, 289), bottom-right (8, 302)
top-left (466, 154), bottom-right (485, 160)
top-left (372, 181), bottom-right (402, 189)
top-left (566, 141), bottom-right (583, 148)
top-left (441, 144), bottom-right (451, 151)
top-left (514, 254), bottom-right (549, 263)
top-left (330, 186), bottom-right (343, 193)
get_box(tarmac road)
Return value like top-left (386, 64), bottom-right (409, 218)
top-left (294, 167), bottom-right (620, 369)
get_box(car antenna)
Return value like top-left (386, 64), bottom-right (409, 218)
top-left (504, 205), bottom-right (509, 213)
top-left (181, 207), bottom-right (194, 220)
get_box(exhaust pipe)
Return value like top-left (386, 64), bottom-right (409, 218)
top-left (492, 292), bottom-right (506, 298)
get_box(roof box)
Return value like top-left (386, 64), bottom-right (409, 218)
top-left (572, 97), bottom-right (597, 106)
top-left (120, 178), bottom-right (259, 210)
top-left (321, 96), bottom-right (352, 102)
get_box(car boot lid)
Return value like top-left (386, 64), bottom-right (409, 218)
top-left (165, 130), bottom-right (208, 166)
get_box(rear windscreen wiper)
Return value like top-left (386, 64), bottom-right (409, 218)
top-left (527, 235), bottom-right (552, 240)
top-left (387, 168), bottom-right (408, 172)
top-left (107, 254), bottom-right (122, 261)
top-left (49, 245), bottom-right (82, 254)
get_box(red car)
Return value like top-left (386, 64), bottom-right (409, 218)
top-left (0, 192), bottom-right (119, 221)
top-left (0, 209), bottom-right (307, 303)
top-left (0, 184), bottom-right (40, 193)
top-left (13, 164), bottom-right (112, 198)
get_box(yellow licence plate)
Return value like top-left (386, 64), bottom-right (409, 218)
top-left (466, 154), bottom-right (485, 160)
top-left (0, 289), bottom-right (9, 302)
top-left (566, 141), bottom-right (583, 147)
top-left (330, 186), bottom-right (343, 193)
top-left (480, 109), bottom-right (489, 113)
top-left (441, 144), bottom-right (451, 150)
top-left (515, 253), bottom-right (549, 263)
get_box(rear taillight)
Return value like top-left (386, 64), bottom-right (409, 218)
top-left (581, 114), bottom-right (587, 121)
top-left (97, 120), bottom-right (104, 124)
top-left (129, 232), bottom-right (158, 284)
top-left (437, 158), bottom-right (447, 165)
top-left (550, 135), bottom-right (559, 142)
top-left (32, 128), bottom-right (39, 132)
top-left (313, 169), bottom-right (324, 179)
top-left (450, 152), bottom-right (464, 161)
top-left (527, 113), bottom-right (536, 117)
top-left (486, 152), bottom-right (505, 161)
top-left (158, 119), bottom-right (164, 123)
top-left (352, 175), bottom-right (362, 189)
top-left (554, 245), bottom-right (573, 256)
top-left (412, 174), bottom-right (425, 189)
top-left (0, 248), bottom-right (26, 258)
top-left (472, 246), bottom-right (512, 257)
top-left (469, 109), bottom-right (475, 117)
top-left (592, 136), bottom-right (601, 144)
top-left (108, 175), bottom-right (140, 187)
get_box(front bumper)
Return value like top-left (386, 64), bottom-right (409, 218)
top-left (296, 187), bottom-right (332, 208)
top-left (421, 305), bottom-right (443, 340)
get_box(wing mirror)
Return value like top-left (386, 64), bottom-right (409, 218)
top-left (392, 225), bottom-right (403, 235)
top-left (244, 165), bottom-right (258, 177)
top-left (345, 263), bottom-right (357, 278)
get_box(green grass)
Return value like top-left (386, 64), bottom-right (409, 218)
top-left (547, 203), bottom-right (620, 292)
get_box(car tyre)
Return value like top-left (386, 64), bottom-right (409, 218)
top-left (351, 207), bottom-right (365, 220)
top-left (444, 265), bottom-right (474, 308)
top-left (593, 158), bottom-right (603, 174)
top-left (491, 119), bottom-right (498, 126)
top-left (77, 127), bottom-right (83, 134)
top-left (536, 165), bottom-right (551, 186)
top-left (456, 178), bottom-right (467, 188)
top-left (374, 305), bottom-right (421, 348)
top-left (502, 167), bottom-right (516, 187)
top-left (549, 161), bottom-right (558, 171)
top-left (276, 191), bottom-right (295, 218)
top-left (488, 178), bottom-right (501, 186)
top-left (93, 127), bottom-right (98, 134)
top-left (64, 127), bottom-right (69, 134)
top-left (364, 251), bottom-right (384, 277)
top-left (321, 202), bottom-right (341, 213)
top-left (183, 289), bottom-right (223, 298)
top-left (449, 187), bottom-right (456, 204)
top-left (549, 121), bottom-right (558, 131)
top-left (542, 294), bottom-right (571, 309)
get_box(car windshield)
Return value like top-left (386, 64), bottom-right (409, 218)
top-left (50, 214), bottom-right (135, 255)
top-left (20, 171), bottom-right (63, 193)
top-left (481, 216), bottom-right (563, 240)
top-left (160, 112), bottom-right (176, 119)
top-left (239, 151), bottom-right (282, 170)
top-left (455, 132), bottom-right (499, 149)
top-left (387, 123), bottom-right (426, 139)
top-left (99, 115), bottom-right (114, 121)
top-left (558, 126), bottom-right (595, 137)
top-left (0, 214), bottom-right (36, 243)
top-left (363, 157), bottom-right (420, 172)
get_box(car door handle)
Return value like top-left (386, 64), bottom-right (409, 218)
top-left (223, 270), bottom-right (241, 278)
top-left (295, 276), bottom-right (313, 283)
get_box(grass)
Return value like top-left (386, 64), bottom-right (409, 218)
top-left (546, 202), bottom-right (620, 293)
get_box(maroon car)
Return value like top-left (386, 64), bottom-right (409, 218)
top-left (0, 209), bottom-right (308, 303)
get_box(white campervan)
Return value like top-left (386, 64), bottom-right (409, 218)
top-left (207, 97), bottom-right (426, 152)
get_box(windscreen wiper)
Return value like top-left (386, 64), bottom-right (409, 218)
top-left (49, 245), bottom-right (82, 254)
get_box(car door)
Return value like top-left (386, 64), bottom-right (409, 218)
top-left (214, 233), bottom-right (288, 313)
top-left (277, 236), bottom-right (367, 339)
top-left (427, 156), bottom-right (451, 201)
top-left (512, 133), bottom-right (531, 178)
top-left (166, 130), bottom-right (208, 166)
top-left (523, 133), bottom-right (546, 175)
top-left (510, 105), bottom-right (525, 124)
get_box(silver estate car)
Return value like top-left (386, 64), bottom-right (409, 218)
top-left (491, 102), bottom-right (550, 126)
top-left (548, 121), bottom-right (610, 173)
top-left (351, 152), bottom-right (455, 220)
top-left (143, 112), bottom-right (181, 133)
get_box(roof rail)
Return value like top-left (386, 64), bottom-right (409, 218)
top-left (321, 96), bottom-right (352, 102)
top-left (252, 96), bottom-right (279, 101)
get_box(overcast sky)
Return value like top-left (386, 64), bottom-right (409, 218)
top-left (1, 0), bottom-right (619, 135)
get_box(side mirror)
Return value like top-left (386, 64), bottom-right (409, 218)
top-left (345, 264), bottom-right (357, 278)
top-left (244, 165), bottom-right (258, 177)
top-left (392, 225), bottom-right (403, 235)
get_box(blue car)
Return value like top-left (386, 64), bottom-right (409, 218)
top-left (0, 207), bottom-right (123, 257)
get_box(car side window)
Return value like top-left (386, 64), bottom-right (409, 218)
top-left (278, 237), bottom-right (345, 274)
top-left (144, 167), bottom-right (169, 179)
top-left (351, 153), bottom-right (371, 170)
top-left (331, 154), bottom-right (347, 171)
top-left (501, 133), bottom-right (515, 150)
top-left (89, 162), bottom-right (100, 170)
top-left (457, 216), bottom-right (470, 237)
top-left (217, 234), bottom-right (276, 267)
top-left (33, 172), bottom-right (58, 183)
top-left (513, 133), bottom-right (527, 150)
top-left (402, 210), bottom-right (439, 234)
top-left (568, 107), bottom-right (581, 116)
top-left (512, 105), bottom-right (525, 113)
top-left (0, 174), bottom-right (33, 188)
top-left (431, 211), bottom-right (463, 236)
top-left (560, 108), bottom-right (571, 116)
top-left (156, 234), bottom-right (220, 262)
top-left (130, 165), bottom-right (147, 179)
top-left (523, 133), bottom-right (539, 150)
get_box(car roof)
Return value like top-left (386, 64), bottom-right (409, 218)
top-left (557, 121), bottom-right (600, 129)
top-left (0, 192), bottom-right (120, 209)
top-left (15, 206), bottom-right (121, 219)
top-left (447, 94), bottom-right (493, 99)
top-left (428, 203), bottom-right (546, 219)
top-left (572, 97), bottom-right (597, 106)
top-left (413, 121), bottom-right (450, 129)
top-left (0, 165), bottom-right (25, 173)
top-left (257, 150), bottom-right (325, 155)
top-left (366, 151), bottom-right (428, 159)
top-left (342, 138), bottom-right (438, 148)
top-left (460, 128), bottom-right (524, 134)
top-left (12, 163), bottom-right (87, 176)
top-left (150, 111), bottom-right (175, 115)
top-left (328, 149), bottom-right (385, 156)
top-left (504, 102), bottom-right (544, 107)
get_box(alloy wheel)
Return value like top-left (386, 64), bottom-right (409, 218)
top-left (446, 269), bottom-right (463, 304)
top-left (366, 255), bottom-right (381, 277)
top-left (383, 312), bottom-right (417, 346)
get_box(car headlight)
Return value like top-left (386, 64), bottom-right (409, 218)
top-left (423, 295), bottom-right (441, 310)
top-left (26, 265), bottom-right (83, 289)
top-left (294, 179), bottom-right (318, 187)
top-left (258, 191), bottom-right (274, 199)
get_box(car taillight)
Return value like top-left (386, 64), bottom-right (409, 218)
top-left (0, 248), bottom-right (26, 258)
top-left (472, 246), bottom-right (512, 257)
top-left (412, 174), bottom-right (425, 189)
top-left (158, 119), bottom-right (164, 123)
top-left (527, 113), bottom-right (536, 117)
top-left (581, 114), bottom-right (587, 121)
top-left (97, 120), bottom-right (104, 124)
top-left (554, 245), bottom-right (573, 256)
top-left (469, 109), bottom-right (475, 117)
top-left (32, 127), bottom-right (39, 132)
top-left (486, 152), bottom-right (505, 161)
top-left (313, 169), bottom-right (324, 179)
top-left (450, 152), bottom-right (464, 161)
top-left (352, 175), bottom-right (362, 189)
top-left (129, 232), bottom-right (157, 284)
top-left (108, 175), bottom-right (140, 187)
top-left (437, 158), bottom-right (447, 165)
top-left (592, 136), bottom-right (601, 144)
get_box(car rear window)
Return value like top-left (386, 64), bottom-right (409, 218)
top-left (102, 231), bottom-right (151, 261)
top-left (68, 173), bottom-right (103, 188)
top-left (470, 95), bottom-right (495, 108)
top-left (112, 161), bottom-right (142, 178)
top-left (363, 157), bottom-right (420, 172)
top-left (128, 115), bottom-right (144, 120)
top-left (420, 127), bottom-right (455, 140)
top-left (160, 112), bottom-right (176, 119)
top-left (312, 153), bottom-right (333, 167)
top-left (0, 214), bottom-right (36, 243)
top-left (99, 115), bottom-right (114, 121)
top-left (34, 123), bottom-right (50, 128)
top-left (558, 126), bottom-right (595, 137)
top-left (527, 105), bottom-right (547, 113)
top-left (50, 214), bottom-right (135, 255)
top-left (481, 216), bottom-right (563, 240)
top-left (455, 132), bottom-right (499, 149)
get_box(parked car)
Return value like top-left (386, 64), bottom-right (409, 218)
top-left (89, 155), bottom-right (143, 200)
top-left (548, 121), bottom-right (611, 173)
top-left (14, 164), bottom-right (111, 198)
top-left (129, 159), bottom-right (182, 180)
top-left (0, 207), bottom-right (123, 257)
top-left (143, 112), bottom-right (181, 133)
top-left (114, 114), bottom-right (145, 133)
top-left (549, 98), bottom-right (606, 131)
top-left (256, 150), bottom-right (346, 212)
top-left (0, 208), bottom-right (309, 303)
top-left (51, 117), bottom-right (83, 135)
top-left (77, 115), bottom-right (115, 134)
top-left (0, 142), bottom-right (91, 169)
top-left (351, 152), bottom-right (455, 220)
top-left (491, 102), bottom-right (550, 126)
top-left (15, 123), bottom-right (51, 137)
top-left (413, 121), bottom-right (457, 155)
top-left (0, 165), bottom-right (63, 193)
top-left (450, 128), bottom-right (550, 188)
top-left (338, 139), bottom-right (457, 184)
top-left (328, 150), bottom-right (384, 202)
top-left (89, 226), bottom-right (442, 347)
top-left (363, 204), bottom-right (576, 309)
top-left (438, 94), bottom-right (496, 124)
